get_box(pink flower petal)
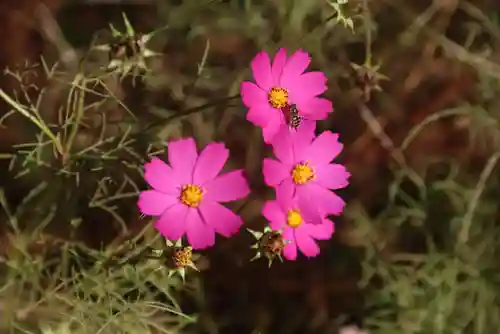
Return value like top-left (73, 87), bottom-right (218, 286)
top-left (138, 190), bottom-right (178, 216)
top-left (168, 138), bottom-right (198, 184)
top-left (247, 103), bottom-right (273, 128)
top-left (240, 81), bottom-right (267, 108)
top-left (296, 97), bottom-right (332, 120)
top-left (262, 200), bottom-right (286, 230)
top-left (251, 51), bottom-right (273, 90)
top-left (276, 178), bottom-right (322, 225)
top-left (288, 72), bottom-right (327, 106)
top-left (193, 142), bottom-right (229, 185)
top-left (301, 131), bottom-right (343, 165)
top-left (314, 163), bottom-right (350, 190)
top-left (203, 170), bottom-right (250, 203)
top-left (294, 119), bottom-right (316, 141)
top-left (271, 48), bottom-right (287, 79)
top-left (154, 203), bottom-right (189, 241)
top-left (296, 192), bottom-right (323, 225)
top-left (185, 209), bottom-right (215, 249)
top-left (297, 72), bottom-right (327, 97)
top-left (290, 129), bottom-right (314, 162)
top-left (280, 49), bottom-right (311, 87)
top-left (282, 228), bottom-right (298, 260)
top-left (298, 183), bottom-right (346, 215)
top-left (282, 121), bottom-right (316, 170)
top-left (270, 128), bottom-right (295, 165)
top-left (143, 158), bottom-right (179, 195)
top-left (274, 122), bottom-right (288, 137)
top-left (276, 179), bottom-right (297, 208)
top-left (295, 228), bottom-right (320, 257)
top-left (303, 218), bottom-right (335, 240)
top-left (263, 158), bottom-right (288, 187)
top-left (262, 112), bottom-right (283, 143)
top-left (270, 120), bottom-right (314, 163)
top-left (272, 119), bottom-right (316, 149)
top-left (199, 201), bottom-right (243, 237)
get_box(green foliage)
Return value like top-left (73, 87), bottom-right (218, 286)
top-left (0, 222), bottom-right (197, 333)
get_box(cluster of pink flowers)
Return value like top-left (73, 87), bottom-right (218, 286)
top-left (138, 49), bottom-right (350, 261)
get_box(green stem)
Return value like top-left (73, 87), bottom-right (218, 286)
top-left (0, 89), bottom-right (64, 155)
top-left (143, 94), bottom-right (241, 133)
top-left (363, 0), bottom-right (372, 66)
top-left (64, 75), bottom-right (86, 157)
top-left (171, 94), bottom-right (241, 121)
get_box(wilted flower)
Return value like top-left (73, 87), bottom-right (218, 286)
top-left (247, 226), bottom-right (288, 267)
top-left (262, 190), bottom-right (334, 260)
top-left (263, 126), bottom-right (350, 217)
top-left (138, 138), bottom-right (250, 249)
top-left (93, 13), bottom-right (161, 79)
top-left (166, 239), bottom-right (199, 281)
top-left (150, 239), bottom-right (200, 281)
top-left (351, 62), bottom-right (388, 102)
top-left (240, 48), bottom-right (332, 143)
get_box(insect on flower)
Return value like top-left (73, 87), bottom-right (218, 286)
top-left (248, 227), bottom-right (288, 267)
top-left (281, 104), bottom-right (303, 130)
top-left (240, 48), bottom-right (332, 143)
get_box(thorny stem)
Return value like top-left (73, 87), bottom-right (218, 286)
top-left (0, 89), bottom-right (64, 155)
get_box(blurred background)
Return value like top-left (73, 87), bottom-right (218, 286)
top-left (0, 0), bottom-right (500, 333)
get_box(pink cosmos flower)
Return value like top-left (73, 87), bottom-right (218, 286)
top-left (138, 138), bottom-right (250, 249)
top-left (262, 189), bottom-right (334, 260)
top-left (263, 125), bottom-right (350, 218)
top-left (240, 48), bottom-right (332, 143)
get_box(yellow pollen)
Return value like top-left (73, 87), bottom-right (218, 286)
top-left (268, 87), bottom-right (288, 109)
top-left (180, 184), bottom-right (203, 207)
top-left (286, 209), bottom-right (303, 228)
top-left (173, 247), bottom-right (193, 268)
top-left (291, 162), bottom-right (315, 184)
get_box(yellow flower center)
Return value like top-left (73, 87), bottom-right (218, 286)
top-left (268, 87), bottom-right (288, 109)
top-left (291, 162), bottom-right (315, 184)
top-left (180, 184), bottom-right (203, 207)
top-left (286, 209), bottom-right (303, 228)
top-left (173, 247), bottom-right (193, 268)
